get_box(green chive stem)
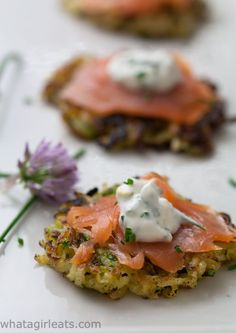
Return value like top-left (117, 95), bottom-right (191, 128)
top-left (0, 172), bottom-right (12, 178)
top-left (0, 196), bottom-right (37, 244)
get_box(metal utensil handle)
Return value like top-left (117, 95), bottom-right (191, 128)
top-left (0, 52), bottom-right (23, 130)
top-left (0, 52), bottom-right (23, 78)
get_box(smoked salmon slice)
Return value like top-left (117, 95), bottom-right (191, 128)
top-left (61, 57), bottom-right (216, 126)
top-left (67, 196), bottom-right (117, 242)
top-left (72, 241), bottom-right (94, 265)
top-left (78, 0), bottom-right (191, 16)
top-left (67, 173), bottom-right (236, 273)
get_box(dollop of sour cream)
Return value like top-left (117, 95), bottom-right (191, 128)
top-left (116, 178), bottom-right (202, 243)
top-left (107, 49), bottom-right (182, 93)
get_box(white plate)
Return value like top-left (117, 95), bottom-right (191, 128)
top-left (0, 0), bottom-right (236, 332)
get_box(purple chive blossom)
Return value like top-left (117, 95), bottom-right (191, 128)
top-left (18, 141), bottom-right (78, 203)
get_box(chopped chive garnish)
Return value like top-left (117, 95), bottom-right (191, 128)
top-left (229, 178), bottom-right (236, 188)
top-left (73, 148), bottom-right (86, 160)
top-left (175, 245), bottom-right (183, 254)
top-left (61, 240), bottom-right (70, 248)
top-left (125, 228), bottom-right (136, 243)
top-left (206, 269), bottom-right (216, 277)
top-left (124, 178), bottom-right (134, 186)
top-left (107, 252), bottom-right (117, 262)
top-left (136, 72), bottom-right (146, 80)
top-left (17, 238), bottom-right (24, 247)
top-left (83, 233), bottom-right (90, 241)
top-left (141, 212), bottom-right (150, 218)
top-left (185, 219), bottom-right (205, 231)
top-left (228, 264), bottom-right (236, 271)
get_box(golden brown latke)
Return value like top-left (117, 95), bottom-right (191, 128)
top-left (43, 57), bottom-right (226, 155)
top-left (62, 0), bottom-right (207, 38)
top-left (35, 188), bottom-right (236, 300)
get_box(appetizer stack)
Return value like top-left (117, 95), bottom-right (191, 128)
top-left (44, 49), bottom-right (225, 155)
top-left (36, 173), bottom-right (236, 299)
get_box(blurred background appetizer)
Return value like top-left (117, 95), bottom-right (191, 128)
top-left (36, 172), bottom-right (236, 299)
top-left (44, 49), bottom-right (225, 155)
top-left (62, 0), bottom-right (207, 38)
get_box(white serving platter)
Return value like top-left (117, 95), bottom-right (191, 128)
top-left (0, 0), bottom-right (236, 332)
